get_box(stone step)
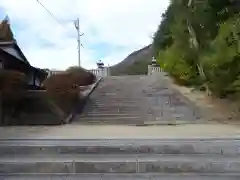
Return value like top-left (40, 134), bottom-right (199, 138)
top-left (2, 174), bottom-right (240, 180)
top-left (79, 116), bottom-right (142, 123)
top-left (1, 139), bottom-right (240, 156)
top-left (91, 104), bottom-right (142, 106)
top-left (91, 97), bottom-right (142, 99)
top-left (78, 119), bottom-right (207, 125)
top-left (0, 154), bottom-right (240, 174)
top-left (79, 120), bottom-right (142, 125)
top-left (83, 111), bottom-right (141, 115)
top-left (79, 117), bottom-right (202, 124)
top-left (88, 107), bottom-right (141, 111)
top-left (91, 97), bottom-right (140, 99)
top-left (79, 74), bottom-right (202, 126)
top-left (89, 100), bottom-right (142, 103)
top-left (82, 112), bottom-right (142, 117)
top-left (84, 108), bottom-right (142, 114)
top-left (89, 105), bottom-right (141, 109)
top-left (92, 100), bottom-right (142, 102)
top-left (85, 109), bottom-right (142, 113)
top-left (92, 95), bottom-right (139, 97)
top-left (92, 96), bottom-right (139, 99)
top-left (93, 97), bottom-right (142, 99)
top-left (78, 121), bottom-right (144, 125)
top-left (84, 112), bottom-right (141, 116)
top-left (93, 102), bottom-right (142, 105)
top-left (93, 94), bottom-right (141, 96)
top-left (81, 114), bottom-right (140, 117)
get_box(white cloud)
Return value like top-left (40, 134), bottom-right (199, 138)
top-left (1, 0), bottom-right (169, 70)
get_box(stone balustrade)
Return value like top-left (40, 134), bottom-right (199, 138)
top-left (46, 70), bottom-right (65, 77)
top-left (148, 65), bottom-right (162, 75)
top-left (88, 67), bottom-right (110, 77)
top-left (47, 65), bottom-right (162, 77)
top-left (46, 67), bottom-right (110, 78)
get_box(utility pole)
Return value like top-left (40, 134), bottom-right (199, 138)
top-left (74, 18), bottom-right (84, 67)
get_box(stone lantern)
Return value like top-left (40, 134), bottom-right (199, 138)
top-left (151, 57), bottom-right (158, 67)
top-left (97, 60), bottom-right (104, 69)
top-left (148, 56), bottom-right (161, 75)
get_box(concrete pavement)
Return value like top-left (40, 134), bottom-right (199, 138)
top-left (1, 124), bottom-right (240, 139)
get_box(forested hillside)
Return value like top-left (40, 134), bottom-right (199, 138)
top-left (153, 0), bottom-right (240, 97)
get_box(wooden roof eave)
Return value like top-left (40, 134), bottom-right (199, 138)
top-left (0, 41), bottom-right (30, 65)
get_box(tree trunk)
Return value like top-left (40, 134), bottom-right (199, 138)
top-left (187, 0), bottom-right (211, 95)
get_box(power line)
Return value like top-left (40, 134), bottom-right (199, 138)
top-left (35, 0), bottom-right (85, 67)
top-left (35, 0), bottom-right (64, 27)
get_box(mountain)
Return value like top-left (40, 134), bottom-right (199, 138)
top-left (110, 45), bottom-right (153, 76)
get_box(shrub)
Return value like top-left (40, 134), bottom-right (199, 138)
top-left (43, 67), bottom-right (96, 114)
top-left (43, 73), bottom-right (80, 114)
top-left (43, 67), bottom-right (96, 113)
top-left (66, 66), bottom-right (96, 86)
top-left (0, 70), bottom-right (27, 121)
top-left (0, 70), bottom-right (27, 104)
top-left (157, 43), bottom-right (201, 86)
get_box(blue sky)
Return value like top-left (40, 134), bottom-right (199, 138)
top-left (0, 0), bottom-right (169, 70)
top-left (0, 7), bottom-right (5, 19)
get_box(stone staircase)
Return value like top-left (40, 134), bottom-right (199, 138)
top-left (74, 75), bottom-right (203, 125)
top-left (0, 138), bottom-right (240, 179)
top-left (1, 75), bottom-right (238, 179)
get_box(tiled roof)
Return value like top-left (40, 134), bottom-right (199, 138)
top-left (0, 17), bottom-right (14, 42)
top-left (0, 17), bottom-right (29, 65)
top-left (0, 41), bottom-right (29, 64)
top-left (0, 17), bottom-right (47, 79)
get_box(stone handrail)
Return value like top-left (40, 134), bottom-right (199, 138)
top-left (47, 67), bottom-right (110, 78)
top-left (89, 69), bottom-right (102, 76)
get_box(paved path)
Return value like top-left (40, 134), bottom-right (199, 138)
top-left (1, 124), bottom-right (240, 139)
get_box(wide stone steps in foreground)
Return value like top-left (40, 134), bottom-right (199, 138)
top-left (1, 154), bottom-right (240, 174)
top-left (2, 174), bottom-right (240, 180)
top-left (0, 138), bottom-right (240, 178)
top-left (2, 139), bottom-right (240, 155)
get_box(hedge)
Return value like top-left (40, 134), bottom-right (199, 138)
top-left (43, 67), bottom-right (96, 114)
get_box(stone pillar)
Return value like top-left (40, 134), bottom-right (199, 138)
top-left (96, 67), bottom-right (109, 77)
top-left (104, 67), bottom-right (110, 77)
top-left (98, 68), bottom-right (103, 77)
top-left (107, 66), bottom-right (111, 76)
top-left (148, 65), bottom-right (152, 75)
top-left (103, 67), bottom-right (107, 77)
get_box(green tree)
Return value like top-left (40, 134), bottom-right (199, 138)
top-left (153, 0), bottom-right (240, 97)
top-left (202, 14), bottom-right (240, 96)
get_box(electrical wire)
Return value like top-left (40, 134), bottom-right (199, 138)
top-left (35, 0), bottom-right (64, 27)
top-left (35, 0), bottom-right (85, 54)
